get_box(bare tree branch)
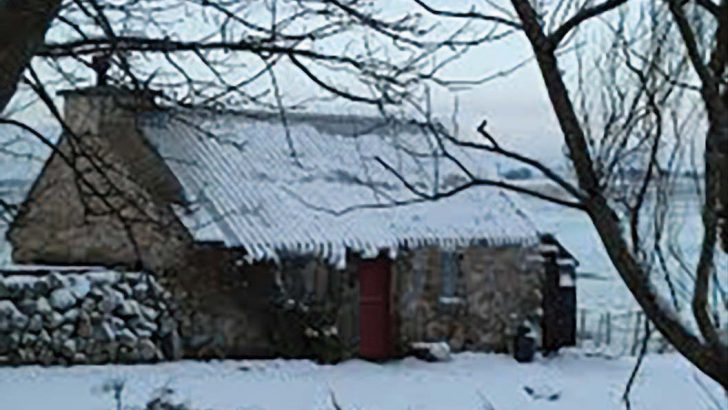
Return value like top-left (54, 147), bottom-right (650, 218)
top-left (413, 0), bottom-right (522, 29)
top-left (549, 0), bottom-right (628, 46)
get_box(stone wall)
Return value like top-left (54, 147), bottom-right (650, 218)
top-left (168, 247), bottom-right (278, 359)
top-left (0, 269), bottom-right (182, 365)
top-left (7, 90), bottom-right (190, 272)
top-left (269, 255), bottom-right (359, 362)
top-left (164, 244), bottom-right (543, 361)
top-left (393, 244), bottom-right (543, 354)
top-left (0, 243), bottom-right (544, 366)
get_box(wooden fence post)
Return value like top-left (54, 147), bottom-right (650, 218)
top-left (605, 312), bottom-right (612, 346)
top-left (631, 312), bottom-right (643, 356)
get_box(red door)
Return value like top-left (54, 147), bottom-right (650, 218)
top-left (358, 257), bottom-right (394, 360)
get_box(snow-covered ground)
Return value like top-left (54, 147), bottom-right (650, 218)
top-left (0, 351), bottom-right (724, 410)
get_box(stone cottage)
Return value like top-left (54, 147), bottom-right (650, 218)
top-left (4, 87), bottom-right (576, 364)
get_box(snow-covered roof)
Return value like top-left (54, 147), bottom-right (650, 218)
top-left (139, 110), bottom-right (539, 266)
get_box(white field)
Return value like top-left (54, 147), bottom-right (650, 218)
top-left (0, 351), bottom-right (724, 410)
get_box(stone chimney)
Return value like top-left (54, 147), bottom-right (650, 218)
top-left (59, 86), bottom-right (157, 138)
top-left (8, 86), bottom-right (188, 269)
top-left (58, 86), bottom-right (185, 205)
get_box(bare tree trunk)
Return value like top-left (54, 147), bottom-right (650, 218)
top-left (510, 0), bottom-right (728, 389)
top-left (0, 0), bottom-right (61, 113)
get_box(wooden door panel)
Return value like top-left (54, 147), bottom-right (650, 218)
top-left (358, 258), bottom-right (393, 359)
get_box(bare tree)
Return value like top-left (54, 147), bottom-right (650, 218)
top-left (384, 0), bottom-right (728, 388)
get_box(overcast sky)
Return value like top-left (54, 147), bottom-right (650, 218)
top-left (3, 1), bottom-right (597, 169)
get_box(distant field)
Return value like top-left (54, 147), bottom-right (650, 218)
top-left (519, 186), bottom-right (727, 355)
top-left (517, 177), bottom-right (705, 203)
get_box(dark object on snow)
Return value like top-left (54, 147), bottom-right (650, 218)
top-left (410, 342), bottom-right (451, 362)
top-left (513, 325), bottom-right (535, 363)
top-left (91, 54), bottom-right (111, 86)
top-left (523, 385), bottom-right (561, 401)
top-left (540, 234), bottom-right (577, 354)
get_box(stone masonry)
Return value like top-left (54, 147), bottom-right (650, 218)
top-left (0, 268), bottom-right (182, 365)
top-left (393, 244), bottom-right (543, 354)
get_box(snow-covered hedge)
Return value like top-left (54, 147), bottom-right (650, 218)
top-left (0, 269), bottom-right (181, 365)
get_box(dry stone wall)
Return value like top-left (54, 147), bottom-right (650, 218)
top-left (0, 269), bottom-right (182, 365)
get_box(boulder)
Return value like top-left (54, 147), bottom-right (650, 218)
top-left (32, 279), bottom-right (50, 296)
top-left (75, 337), bottom-right (87, 353)
top-left (51, 328), bottom-right (68, 351)
top-left (0, 300), bottom-right (22, 317)
top-left (16, 299), bottom-right (39, 316)
top-left (99, 288), bottom-right (124, 314)
top-left (116, 300), bottom-right (141, 318)
top-left (114, 282), bottom-right (133, 298)
top-left (88, 287), bottom-right (106, 301)
top-left (69, 276), bottom-right (91, 300)
top-left (111, 316), bottom-right (126, 332)
top-left (79, 297), bottom-right (97, 312)
top-left (80, 298), bottom-right (96, 312)
top-left (117, 345), bottom-right (140, 363)
top-left (11, 312), bottom-right (30, 330)
top-left (149, 279), bottom-right (166, 297)
top-left (5, 280), bottom-right (26, 299)
top-left (57, 323), bottom-right (75, 340)
top-left (60, 339), bottom-right (77, 359)
top-left (0, 300), bottom-right (28, 331)
top-left (47, 272), bottom-right (69, 290)
top-left (49, 288), bottom-right (77, 311)
top-left (87, 271), bottom-right (119, 286)
top-left (27, 314), bottom-right (43, 333)
top-left (88, 341), bottom-right (118, 363)
top-left (133, 282), bottom-right (149, 299)
top-left (93, 322), bottom-right (116, 343)
top-left (72, 352), bottom-right (88, 364)
top-left (38, 329), bottom-right (52, 345)
top-left (62, 308), bottom-right (80, 324)
top-left (20, 332), bottom-right (38, 347)
top-left (140, 305), bottom-right (159, 322)
top-left (410, 342), bottom-right (452, 362)
top-left (134, 328), bottom-right (152, 339)
top-left (161, 330), bottom-right (183, 360)
top-left (36, 297), bottom-right (53, 316)
top-left (129, 316), bottom-right (157, 333)
top-left (137, 338), bottom-right (159, 362)
top-left (46, 311), bottom-right (65, 329)
top-left (0, 333), bottom-right (20, 354)
top-left (0, 280), bottom-right (10, 299)
top-left (125, 272), bottom-right (142, 284)
top-left (18, 348), bottom-right (36, 363)
top-left (77, 312), bottom-right (93, 338)
top-left (118, 328), bottom-right (138, 347)
top-left (37, 347), bottom-right (55, 366)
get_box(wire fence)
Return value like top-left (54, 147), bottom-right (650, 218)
top-left (575, 308), bottom-right (674, 357)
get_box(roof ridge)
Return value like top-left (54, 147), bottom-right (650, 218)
top-left (145, 107), bottom-right (427, 137)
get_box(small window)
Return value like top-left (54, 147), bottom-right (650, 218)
top-left (440, 251), bottom-right (458, 298)
top-left (439, 251), bottom-right (464, 308)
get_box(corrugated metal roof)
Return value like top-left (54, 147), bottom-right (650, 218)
top-left (139, 110), bottom-right (539, 266)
